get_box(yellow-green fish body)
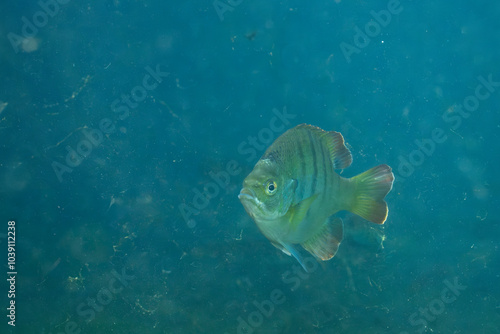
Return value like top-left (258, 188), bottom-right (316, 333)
top-left (238, 124), bottom-right (394, 269)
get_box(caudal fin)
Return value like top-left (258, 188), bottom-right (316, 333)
top-left (348, 164), bottom-right (394, 224)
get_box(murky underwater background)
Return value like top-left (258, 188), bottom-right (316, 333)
top-left (1, 0), bottom-right (499, 333)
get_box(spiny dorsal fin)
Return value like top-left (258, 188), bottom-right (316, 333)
top-left (301, 217), bottom-right (344, 261)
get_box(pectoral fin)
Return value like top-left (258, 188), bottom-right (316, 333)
top-left (286, 193), bottom-right (318, 229)
top-left (302, 217), bottom-right (344, 261)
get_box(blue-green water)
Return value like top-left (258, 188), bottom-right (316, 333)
top-left (1, 0), bottom-right (499, 333)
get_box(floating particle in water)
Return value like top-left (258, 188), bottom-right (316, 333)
top-left (0, 101), bottom-right (7, 114)
top-left (21, 37), bottom-right (40, 53)
top-left (476, 209), bottom-right (487, 221)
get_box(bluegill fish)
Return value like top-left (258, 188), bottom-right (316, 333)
top-left (238, 124), bottom-right (394, 270)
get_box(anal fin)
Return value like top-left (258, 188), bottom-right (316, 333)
top-left (302, 217), bottom-right (344, 261)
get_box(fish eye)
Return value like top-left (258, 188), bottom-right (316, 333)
top-left (265, 180), bottom-right (277, 195)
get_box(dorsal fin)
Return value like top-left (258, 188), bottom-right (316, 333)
top-left (296, 124), bottom-right (352, 169)
top-left (323, 130), bottom-right (352, 169)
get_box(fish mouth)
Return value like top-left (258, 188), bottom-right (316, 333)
top-left (238, 188), bottom-right (262, 219)
top-left (238, 188), bottom-right (257, 203)
top-left (238, 188), bottom-right (265, 210)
